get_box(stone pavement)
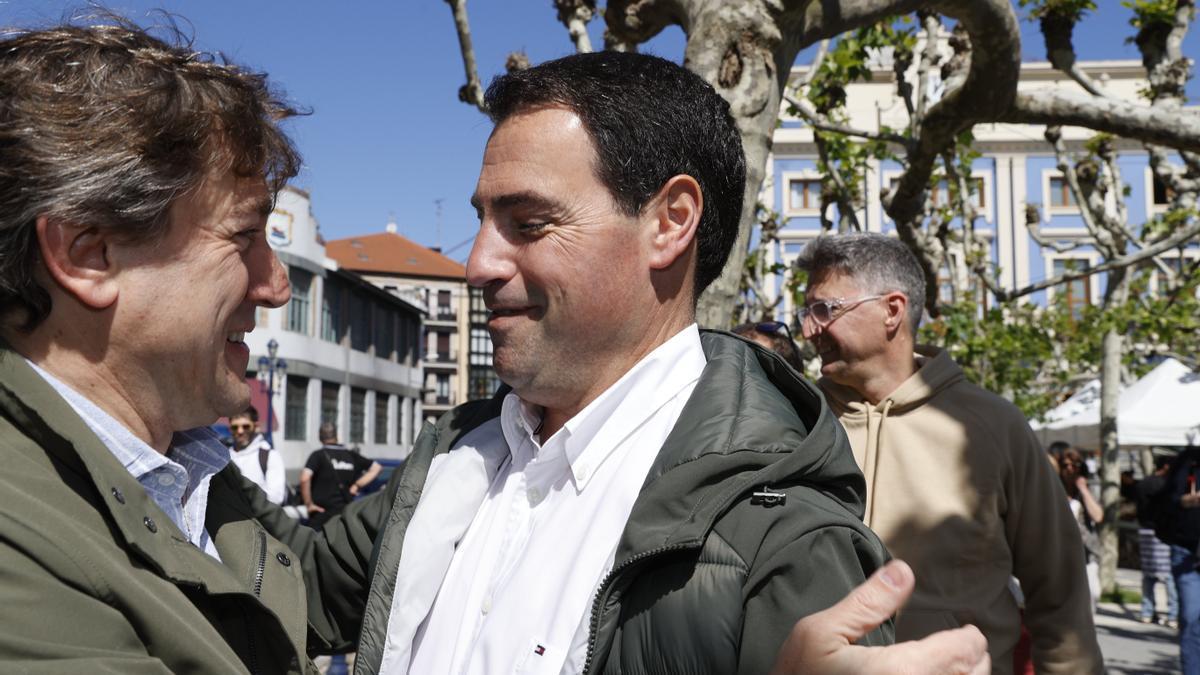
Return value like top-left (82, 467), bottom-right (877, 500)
top-left (1096, 567), bottom-right (1181, 674)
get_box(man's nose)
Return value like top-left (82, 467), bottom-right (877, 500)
top-left (465, 221), bottom-right (516, 289)
top-left (249, 243), bottom-right (291, 308)
top-left (799, 313), bottom-right (821, 340)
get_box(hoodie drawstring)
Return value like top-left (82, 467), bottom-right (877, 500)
top-left (863, 398), bottom-right (895, 527)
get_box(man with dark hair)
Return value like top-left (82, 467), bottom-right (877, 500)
top-left (230, 406), bottom-right (288, 504)
top-left (0, 17), bottom-right (313, 672)
top-left (300, 423), bottom-right (381, 529)
top-left (733, 321), bottom-right (805, 371)
top-left (245, 52), bottom-right (985, 675)
top-left (796, 232), bottom-right (1103, 674)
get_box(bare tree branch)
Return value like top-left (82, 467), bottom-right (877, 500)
top-left (1004, 89), bottom-right (1200, 153)
top-left (555, 0), bottom-right (596, 53)
top-left (996, 218), bottom-right (1200, 301)
top-left (445, 0), bottom-right (487, 113)
top-left (882, 1), bottom-right (1022, 225)
top-left (914, 12), bottom-right (941, 127)
top-left (783, 92), bottom-right (911, 146)
top-left (1036, 7), bottom-right (1108, 97)
top-left (814, 131), bottom-right (863, 232)
top-left (797, 39), bottom-right (831, 89)
top-left (1046, 126), bottom-right (1118, 254)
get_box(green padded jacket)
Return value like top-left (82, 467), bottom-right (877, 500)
top-left (245, 331), bottom-right (894, 674)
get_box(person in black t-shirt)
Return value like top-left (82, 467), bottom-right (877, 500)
top-left (300, 423), bottom-right (382, 529)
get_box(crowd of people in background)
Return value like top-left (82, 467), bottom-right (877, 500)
top-left (7, 10), bottom-right (1200, 675)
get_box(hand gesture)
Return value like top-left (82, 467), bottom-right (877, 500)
top-left (770, 560), bottom-right (989, 675)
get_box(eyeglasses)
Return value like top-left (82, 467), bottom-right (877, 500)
top-left (799, 295), bottom-right (885, 328)
top-left (230, 423), bottom-right (254, 432)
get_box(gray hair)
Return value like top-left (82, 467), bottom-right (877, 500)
top-left (795, 233), bottom-right (925, 332)
top-left (0, 15), bottom-right (302, 331)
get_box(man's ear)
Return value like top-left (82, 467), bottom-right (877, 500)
top-left (36, 216), bottom-right (119, 310)
top-left (882, 291), bottom-right (909, 331)
top-left (647, 174), bottom-right (702, 270)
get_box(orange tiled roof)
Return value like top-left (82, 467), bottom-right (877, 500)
top-left (326, 231), bottom-right (465, 280)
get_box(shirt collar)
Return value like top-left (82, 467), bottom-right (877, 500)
top-left (499, 324), bottom-right (706, 491)
top-left (26, 361), bottom-right (229, 496)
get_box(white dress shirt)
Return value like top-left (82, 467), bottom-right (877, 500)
top-left (28, 361), bottom-right (227, 560)
top-left (383, 325), bottom-right (706, 675)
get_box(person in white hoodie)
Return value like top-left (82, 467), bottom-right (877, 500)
top-left (795, 233), bottom-right (1103, 675)
top-left (228, 407), bottom-right (287, 505)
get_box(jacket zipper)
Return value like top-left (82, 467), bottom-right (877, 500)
top-left (581, 542), bottom-right (694, 675)
top-left (244, 529), bottom-right (268, 675)
top-left (580, 475), bottom-right (783, 674)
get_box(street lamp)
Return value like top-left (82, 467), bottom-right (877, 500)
top-left (256, 338), bottom-right (287, 446)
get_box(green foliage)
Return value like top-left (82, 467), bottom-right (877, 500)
top-left (799, 21), bottom-right (913, 224)
top-left (1122, 258), bottom-right (1200, 369)
top-left (1084, 132), bottom-right (1116, 156)
top-left (806, 22), bottom-right (916, 115)
top-left (1122, 0), bottom-right (1179, 29)
top-left (1142, 207), bottom-right (1199, 241)
top-left (1018, 0), bottom-right (1098, 21)
top-left (1101, 587), bottom-right (1142, 605)
top-left (920, 297), bottom-right (1098, 419)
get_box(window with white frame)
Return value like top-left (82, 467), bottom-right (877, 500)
top-left (287, 267), bottom-right (313, 335)
top-left (787, 177), bottom-right (822, 213)
top-left (884, 171), bottom-right (992, 221)
top-left (1045, 174), bottom-right (1078, 210)
top-left (1051, 257), bottom-right (1092, 320)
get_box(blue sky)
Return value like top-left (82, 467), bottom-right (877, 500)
top-left (0, 2), bottom-right (1194, 261)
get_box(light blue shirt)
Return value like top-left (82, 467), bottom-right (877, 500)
top-left (29, 362), bottom-right (228, 560)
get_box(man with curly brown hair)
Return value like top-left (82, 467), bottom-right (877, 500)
top-left (0, 16), bottom-right (314, 673)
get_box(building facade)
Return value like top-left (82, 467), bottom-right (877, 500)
top-left (764, 58), bottom-right (1195, 317)
top-left (246, 187), bottom-right (425, 475)
top-left (326, 225), bottom-right (498, 422)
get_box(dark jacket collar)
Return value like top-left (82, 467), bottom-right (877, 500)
top-left (426, 331), bottom-right (865, 562)
top-left (611, 331), bottom-right (865, 559)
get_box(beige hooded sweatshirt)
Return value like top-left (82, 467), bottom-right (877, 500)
top-left (820, 346), bottom-right (1103, 675)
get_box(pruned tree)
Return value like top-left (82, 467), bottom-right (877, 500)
top-left (443, 0), bottom-right (1200, 593)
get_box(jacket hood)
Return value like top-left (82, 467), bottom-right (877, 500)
top-left (820, 345), bottom-right (964, 416)
top-left (613, 331), bottom-right (868, 558)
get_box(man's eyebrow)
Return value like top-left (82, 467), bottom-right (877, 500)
top-left (470, 191), bottom-right (559, 214)
top-left (235, 196), bottom-right (275, 219)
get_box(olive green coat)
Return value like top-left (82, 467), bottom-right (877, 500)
top-left (0, 349), bottom-right (314, 674)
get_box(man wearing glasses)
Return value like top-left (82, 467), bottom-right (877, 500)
top-left (229, 407), bottom-right (288, 505)
top-left (795, 233), bottom-right (1103, 674)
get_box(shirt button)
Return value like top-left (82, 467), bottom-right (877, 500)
top-left (528, 488), bottom-right (542, 502)
top-left (111, 487), bottom-right (126, 504)
top-left (481, 595), bottom-right (493, 615)
top-left (276, 552), bottom-right (292, 567)
top-left (576, 465), bottom-right (589, 482)
top-left (157, 473), bottom-right (176, 487)
top-left (143, 516), bottom-right (158, 533)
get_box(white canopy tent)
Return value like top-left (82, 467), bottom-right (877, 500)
top-left (1033, 358), bottom-right (1200, 449)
